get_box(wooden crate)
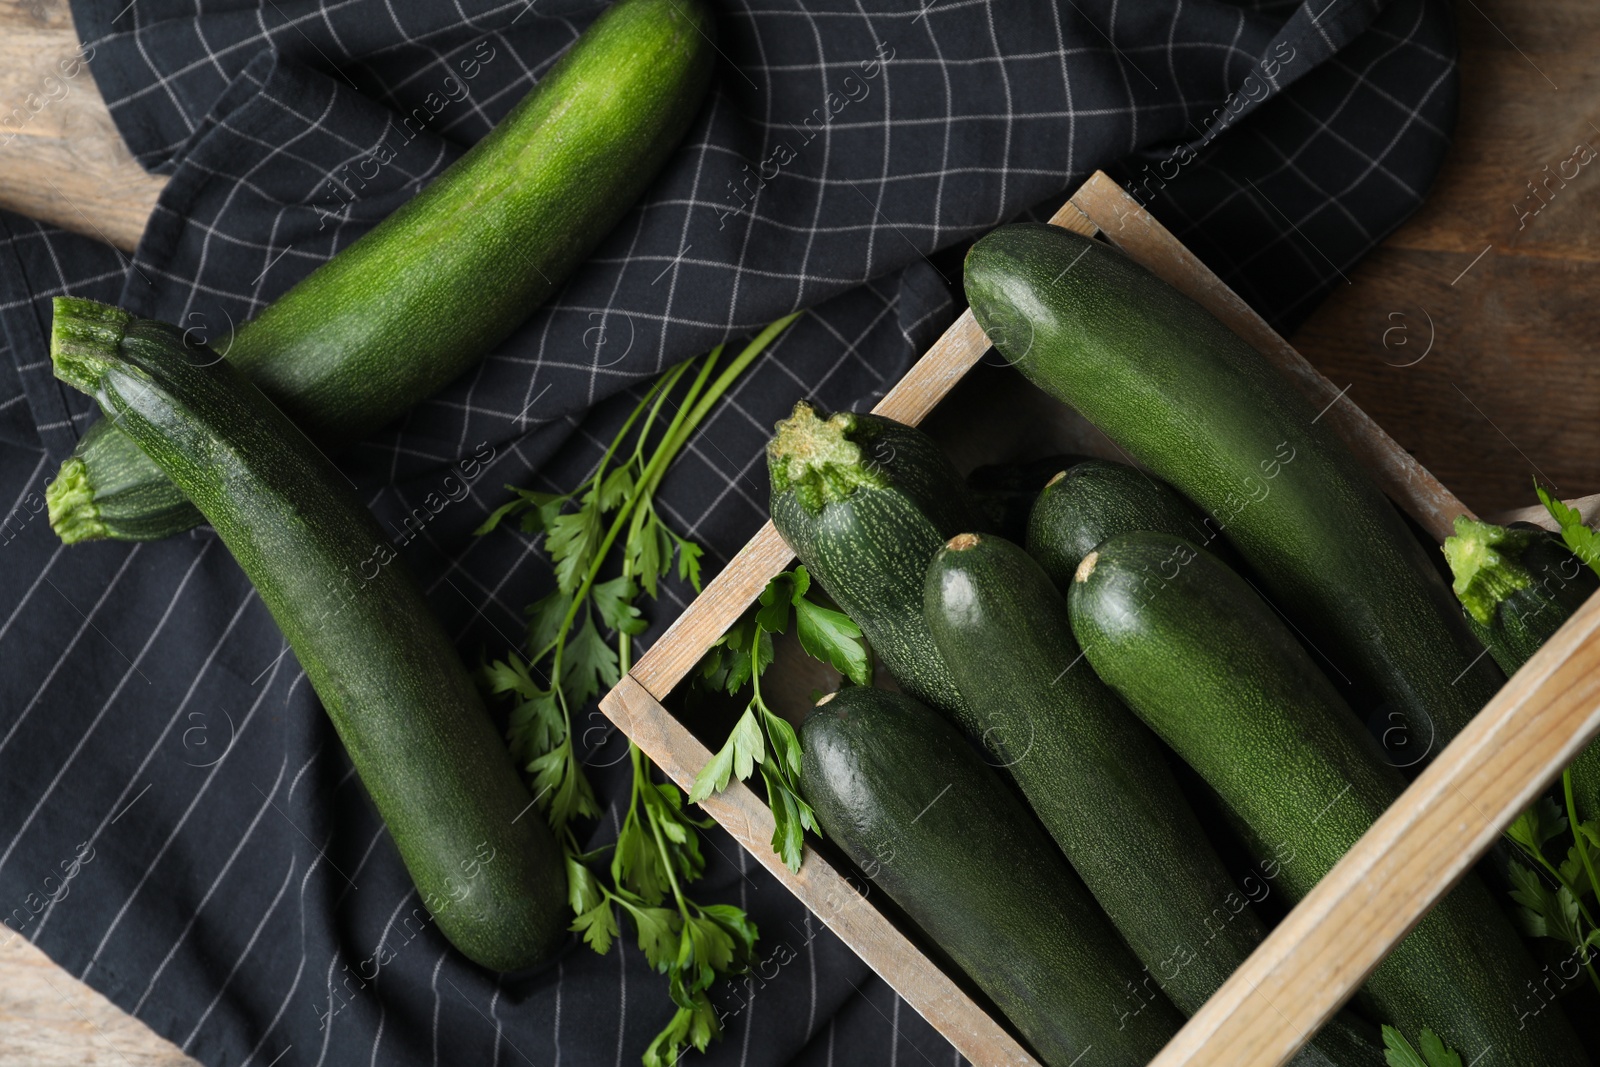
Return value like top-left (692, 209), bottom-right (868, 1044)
top-left (598, 171), bottom-right (1600, 1067)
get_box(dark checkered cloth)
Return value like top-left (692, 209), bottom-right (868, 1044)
top-left (0, 0), bottom-right (1455, 1064)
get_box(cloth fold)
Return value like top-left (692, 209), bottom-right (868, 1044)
top-left (0, 0), bottom-right (1456, 1063)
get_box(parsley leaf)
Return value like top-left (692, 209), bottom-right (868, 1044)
top-left (688, 567), bottom-right (868, 873)
top-left (1381, 1025), bottom-right (1463, 1067)
top-left (1538, 484), bottom-right (1600, 578)
top-left (594, 575), bottom-right (648, 636)
top-left (792, 594), bottom-right (870, 686)
top-left (1507, 795), bottom-right (1568, 855)
top-left (572, 897), bottom-right (619, 955)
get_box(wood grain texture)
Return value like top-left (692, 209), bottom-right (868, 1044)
top-left (1288, 3), bottom-right (1600, 514)
top-left (0, 0), bottom-right (165, 251)
top-left (0, 933), bottom-right (193, 1065)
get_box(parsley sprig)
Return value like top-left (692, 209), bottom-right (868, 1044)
top-left (1381, 1025), bottom-right (1463, 1067)
top-left (479, 314), bottom-right (797, 1067)
top-left (690, 566), bottom-right (870, 872)
top-left (1537, 484), bottom-right (1600, 579)
top-left (1504, 773), bottom-right (1600, 997)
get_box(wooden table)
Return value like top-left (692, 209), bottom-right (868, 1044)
top-left (0, 0), bottom-right (1593, 1063)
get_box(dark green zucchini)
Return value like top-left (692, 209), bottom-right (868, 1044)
top-left (48, 418), bottom-right (213, 542)
top-left (766, 401), bottom-right (980, 717)
top-left (800, 685), bottom-right (1184, 1066)
top-left (1025, 458), bottom-right (1227, 590)
top-left (965, 224), bottom-right (1502, 761)
top-left (50, 297), bottom-right (567, 972)
top-left (1067, 531), bottom-right (1590, 1066)
top-left (1443, 516), bottom-right (1599, 673)
top-left (1442, 515), bottom-right (1600, 822)
top-left (965, 452), bottom-right (1087, 541)
top-left (47, 0), bottom-right (716, 544)
top-left (924, 532), bottom-right (1381, 1066)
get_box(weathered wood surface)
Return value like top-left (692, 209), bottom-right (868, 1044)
top-left (1289, 3), bottom-right (1600, 514)
top-left (0, 933), bottom-right (193, 1065)
top-left (0, 0), bottom-right (164, 252)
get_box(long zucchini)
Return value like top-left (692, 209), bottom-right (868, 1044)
top-left (924, 532), bottom-right (1380, 1065)
top-left (50, 297), bottom-right (567, 971)
top-left (47, 0), bottom-right (716, 544)
top-left (1067, 531), bottom-right (1590, 1066)
top-left (965, 224), bottom-right (1502, 760)
top-left (767, 402), bottom-right (980, 717)
top-left (800, 685), bottom-right (1184, 1066)
top-left (1443, 516), bottom-right (1600, 822)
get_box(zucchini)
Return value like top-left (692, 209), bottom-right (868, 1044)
top-left (46, 0), bottom-right (716, 544)
top-left (965, 452), bottom-right (1086, 541)
top-left (800, 685), bottom-right (1184, 1066)
top-left (48, 417), bottom-right (213, 542)
top-left (965, 224), bottom-right (1502, 760)
top-left (1442, 516), bottom-right (1600, 822)
top-left (1443, 516), bottom-right (1599, 674)
top-left (1067, 531), bottom-right (1590, 1066)
top-left (767, 402), bottom-right (981, 717)
top-left (50, 297), bottom-right (567, 972)
top-left (924, 532), bottom-right (1380, 1066)
top-left (1025, 458), bottom-right (1226, 590)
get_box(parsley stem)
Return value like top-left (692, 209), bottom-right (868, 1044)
top-left (1561, 770), bottom-right (1600, 996)
top-left (635, 743), bottom-right (692, 916)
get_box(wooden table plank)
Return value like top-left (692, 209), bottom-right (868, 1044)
top-left (0, 0), bottom-right (165, 252)
top-left (1289, 2), bottom-right (1600, 514)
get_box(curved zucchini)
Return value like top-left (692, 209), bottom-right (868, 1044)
top-left (766, 402), bottom-right (980, 717)
top-left (965, 224), bottom-right (1502, 761)
top-left (1067, 531), bottom-right (1590, 1066)
top-left (50, 297), bottom-right (567, 971)
top-left (47, 0), bottom-right (717, 544)
top-left (800, 685), bottom-right (1184, 1066)
top-left (1025, 458), bottom-right (1225, 590)
top-left (1442, 515), bottom-right (1600, 822)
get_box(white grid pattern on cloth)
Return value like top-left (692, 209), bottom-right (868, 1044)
top-left (0, 0), bottom-right (1457, 1062)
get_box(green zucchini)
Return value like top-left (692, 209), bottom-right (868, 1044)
top-left (46, 0), bottom-right (716, 544)
top-left (800, 685), bottom-right (1184, 1066)
top-left (1443, 516), bottom-right (1599, 673)
top-left (767, 401), bottom-right (980, 717)
top-left (965, 224), bottom-right (1502, 760)
top-left (965, 452), bottom-right (1086, 541)
top-left (1442, 515), bottom-right (1600, 822)
top-left (50, 297), bottom-right (567, 972)
top-left (924, 532), bottom-right (1380, 1066)
top-left (1067, 531), bottom-right (1590, 1066)
top-left (48, 417), bottom-right (213, 543)
top-left (1025, 458), bottom-right (1227, 590)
